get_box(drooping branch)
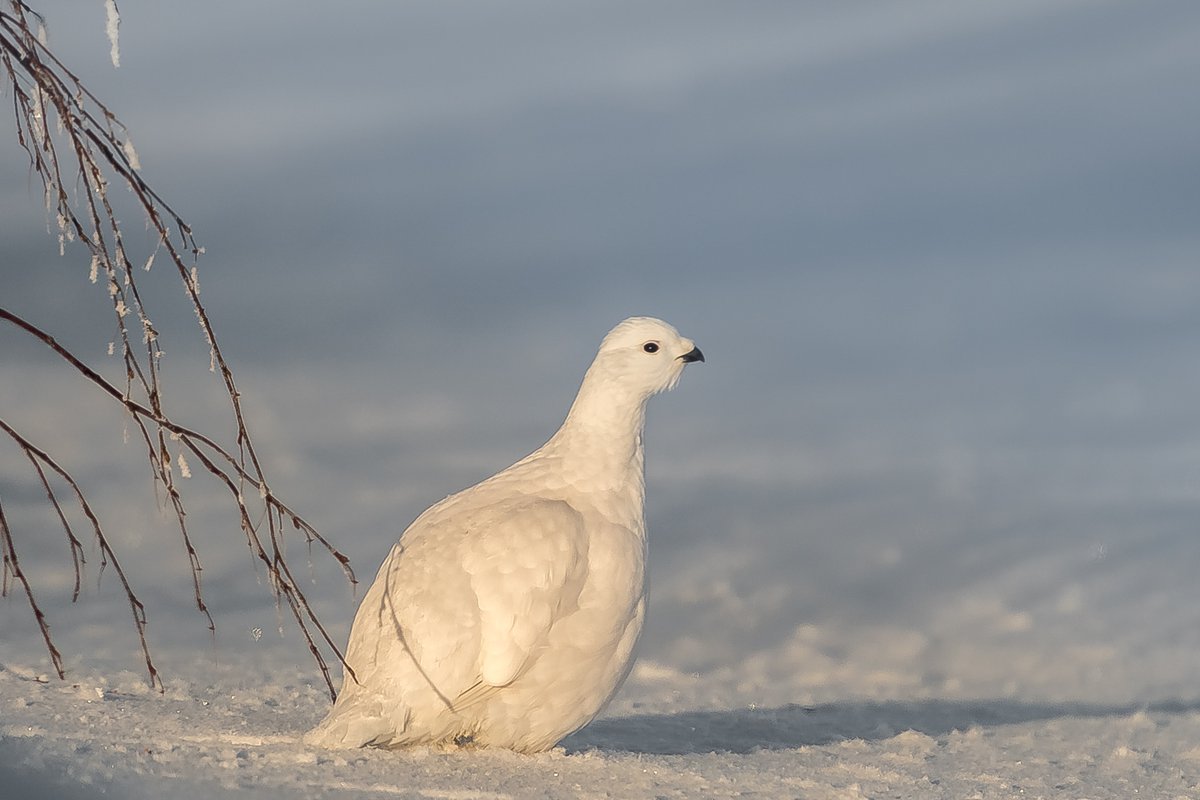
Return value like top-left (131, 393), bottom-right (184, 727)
top-left (1, 418), bottom-right (161, 689)
top-left (1, 1), bottom-right (356, 698)
top-left (0, 497), bottom-right (65, 680)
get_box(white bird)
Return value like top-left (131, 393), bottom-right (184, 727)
top-left (306, 317), bottom-right (703, 753)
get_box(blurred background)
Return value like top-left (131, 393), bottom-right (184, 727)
top-left (3, 0), bottom-right (1200, 707)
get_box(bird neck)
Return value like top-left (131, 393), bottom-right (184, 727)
top-left (550, 369), bottom-right (649, 496)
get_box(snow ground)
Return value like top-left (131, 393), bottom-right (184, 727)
top-left (4, 659), bottom-right (1200, 800)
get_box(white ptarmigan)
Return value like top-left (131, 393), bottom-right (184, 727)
top-left (306, 317), bottom-right (703, 753)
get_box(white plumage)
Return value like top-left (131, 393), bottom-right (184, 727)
top-left (306, 317), bottom-right (704, 753)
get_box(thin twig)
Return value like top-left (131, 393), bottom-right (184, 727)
top-left (1, 419), bottom-right (162, 690)
top-left (0, 496), bottom-right (65, 679)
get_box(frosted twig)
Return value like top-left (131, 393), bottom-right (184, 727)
top-left (0, 2), bottom-right (355, 698)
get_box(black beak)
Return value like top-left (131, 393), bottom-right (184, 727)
top-left (678, 346), bottom-right (705, 363)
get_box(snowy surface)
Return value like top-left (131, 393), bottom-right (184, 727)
top-left (4, 660), bottom-right (1200, 799)
top-left (5, 1), bottom-right (1200, 797)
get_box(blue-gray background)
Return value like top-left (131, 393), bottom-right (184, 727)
top-left (3, 0), bottom-right (1200, 704)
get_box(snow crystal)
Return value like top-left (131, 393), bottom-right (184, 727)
top-left (104, 0), bottom-right (121, 68)
top-left (123, 138), bottom-right (141, 171)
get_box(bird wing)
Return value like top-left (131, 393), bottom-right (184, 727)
top-left (338, 492), bottom-right (589, 717)
top-left (341, 522), bottom-right (481, 710)
top-left (457, 496), bottom-right (589, 701)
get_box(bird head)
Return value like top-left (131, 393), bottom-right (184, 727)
top-left (592, 316), bottom-right (705, 398)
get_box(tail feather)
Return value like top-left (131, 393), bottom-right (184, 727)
top-left (304, 693), bottom-right (409, 749)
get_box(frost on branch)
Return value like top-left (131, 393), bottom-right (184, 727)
top-left (0, 1), bottom-right (357, 698)
top-left (122, 137), bottom-right (140, 171)
top-left (104, 0), bottom-right (119, 68)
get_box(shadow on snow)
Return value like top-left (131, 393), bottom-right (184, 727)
top-left (563, 698), bottom-right (1200, 755)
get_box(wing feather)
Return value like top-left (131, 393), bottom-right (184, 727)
top-left (459, 497), bottom-right (588, 692)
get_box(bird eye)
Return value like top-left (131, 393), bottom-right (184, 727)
top-left (642, 342), bottom-right (659, 354)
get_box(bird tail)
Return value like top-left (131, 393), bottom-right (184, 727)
top-left (304, 692), bottom-right (410, 749)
